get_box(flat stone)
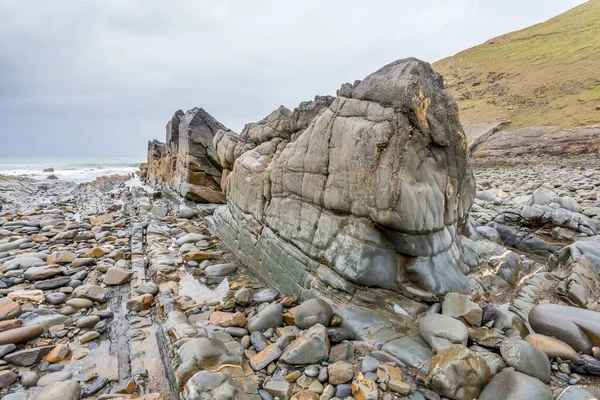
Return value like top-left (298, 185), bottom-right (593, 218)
top-left (47, 251), bottom-right (76, 264)
top-left (71, 257), bottom-right (96, 268)
top-left (22, 314), bottom-right (68, 329)
top-left (34, 276), bottom-right (71, 290)
top-left (136, 282), bottom-right (160, 296)
top-left (252, 288), bottom-right (279, 304)
top-left (90, 214), bottom-right (114, 226)
top-left (428, 345), bottom-right (491, 400)
top-left (0, 370), bottom-right (17, 388)
top-left (175, 233), bottom-right (207, 246)
top-left (76, 315), bottom-right (101, 329)
top-left (37, 370), bottom-right (73, 386)
top-left (479, 370), bottom-right (552, 400)
top-left (44, 343), bottom-right (71, 363)
top-left (65, 298), bottom-right (94, 309)
top-left (524, 333), bottom-right (579, 361)
top-left (0, 326), bottom-right (44, 345)
top-left (0, 343), bottom-right (16, 357)
top-left (103, 267), bottom-right (134, 285)
top-left (204, 263), bottom-right (237, 277)
top-left (79, 331), bottom-right (100, 344)
top-left (29, 379), bottom-right (80, 400)
top-left (23, 266), bottom-right (65, 281)
top-left (73, 285), bottom-right (109, 302)
top-left (250, 343), bottom-right (282, 371)
top-left (4, 345), bottom-right (55, 366)
top-left (247, 303), bottom-right (283, 333)
top-left (500, 338), bottom-right (551, 383)
top-left (209, 311), bottom-right (247, 328)
top-left (8, 289), bottom-right (45, 304)
top-left (442, 292), bottom-right (483, 327)
top-left (0, 298), bottom-right (21, 321)
top-left (0, 319), bottom-right (22, 332)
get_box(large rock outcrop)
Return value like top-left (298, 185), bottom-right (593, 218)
top-left (145, 108), bottom-right (227, 203)
top-left (211, 58), bottom-right (476, 300)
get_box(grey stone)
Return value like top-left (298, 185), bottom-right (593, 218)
top-left (76, 315), bottom-right (101, 329)
top-left (204, 263), bottom-right (237, 278)
top-left (280, 324), bottom-right (330, 365)
top-left (36, 370), bottom-right (72, 386)
top-left (247, 303), bottom-right (283, 333)
top-left (4, 346), bottom-right (55, 366)
top-left (252, 288), bottom-right (279, 304)
top-left (29, 379), bottom-right (80, 400)
top-left (419, 313), bottom-right (468, 352)
top-left (136, 282), bottom-right (160, 296)
top-left (500, 339), bottom-right (551, 383)
top-left (294, 298), bottom-right (333, 329)
top-left (529, 303), bottom-right (600, 354)
top-left (478, 370), bottom-right (551, 400)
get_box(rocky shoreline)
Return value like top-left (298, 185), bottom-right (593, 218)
top-left (2, 57), bottom-right (600, 400)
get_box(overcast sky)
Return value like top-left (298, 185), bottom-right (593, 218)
top-left (0, 0), bottom-right (587, 158)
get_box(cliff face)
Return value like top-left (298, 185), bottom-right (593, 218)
top-left (211, 58), bottom-right (476, 300)
top-left (144, 108), bottom-right (227, 203)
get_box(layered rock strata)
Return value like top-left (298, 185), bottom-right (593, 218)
top-left (144, 108), bottom-right (227, 203)
top-left (211, 58), bottom-right (476, 300)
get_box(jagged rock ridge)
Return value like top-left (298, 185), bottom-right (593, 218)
top-left (143, 107), bottom-right (227, 203)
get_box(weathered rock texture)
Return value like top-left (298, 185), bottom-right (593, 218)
top-left (211, 58), bottom-right (476, 300)
top-left (469, 125), bottom-right (600, 165)
top-left (145, 108), bottom-right (227, 203)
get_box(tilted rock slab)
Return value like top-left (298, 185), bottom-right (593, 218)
top-left (211, 58), bottom-right (475, 299)
top-left (145, 108), bottom-right (227, 203)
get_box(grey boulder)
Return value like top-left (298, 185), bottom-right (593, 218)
top-left (419, 313), bottom-right (468, 352)
top-left (479, 370), bottom-right (551, 400)
top-left (500, 338), bottom-right (551, 383)
top-left (294, 298), bottom-right (333, 329)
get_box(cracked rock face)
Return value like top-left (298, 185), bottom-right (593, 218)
top-left (144, 108), bottom-right (227, 203)
top-left (212, 58), bottom-right (475, 299)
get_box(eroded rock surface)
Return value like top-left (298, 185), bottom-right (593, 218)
top-left (212, 58), bottom-right (476, 301)
top-left (143, 108), bottom-right (227, 203)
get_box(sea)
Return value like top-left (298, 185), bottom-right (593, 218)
top-left (0, 157), bottom-right (144, 183)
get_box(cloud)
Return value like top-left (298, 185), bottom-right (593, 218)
top-left (0, 0), bottom-right (587, 157)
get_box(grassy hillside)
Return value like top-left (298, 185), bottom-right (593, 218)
top-left (434, 0), bottom-right (600, 129)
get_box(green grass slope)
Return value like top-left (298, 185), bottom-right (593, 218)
top-left (434, 0), bottom-right (600, 129)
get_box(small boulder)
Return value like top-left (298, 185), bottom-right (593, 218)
top-left (247, 303), bottom-right (283, 333)
top-left (500, 338), bottom-right (551, 383)
top-left (442, 292), bottom-right (483, 327)
top-left (281, 324), bottom-right (330, 365)
top-left (294, 298), bottom-right (334, 329)
top-left (419, 313), bottom-right (468, 352)
top-left (479, 370), bottom-right (551, 400)
top-left (427, 345), bottom-right (490, 400)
